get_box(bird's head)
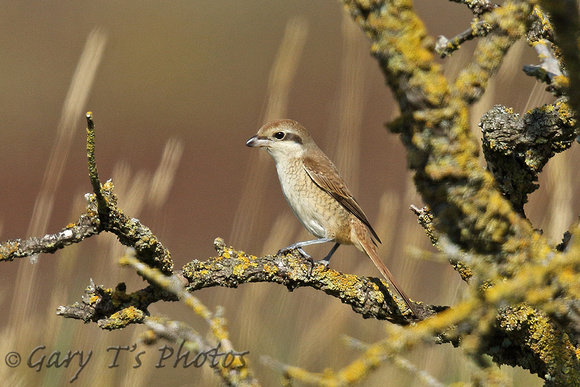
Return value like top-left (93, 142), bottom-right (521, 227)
top-left (246, 119), bottom-right (315, 160)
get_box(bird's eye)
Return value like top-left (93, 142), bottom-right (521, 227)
top-left (273, 131), bottom-right (285, 140)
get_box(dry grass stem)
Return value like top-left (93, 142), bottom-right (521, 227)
top-left (10, 28), bottom-right (107, 339)
top-left (230, 17), bottom-right (308, 246)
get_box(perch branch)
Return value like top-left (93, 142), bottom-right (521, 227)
top-left (182, 238), bottom-right (441, 323)
top-left (56, 238), bottom-right (446, 327)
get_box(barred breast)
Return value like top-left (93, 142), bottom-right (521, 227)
top-left (275, 158), bottom-right (352, 242)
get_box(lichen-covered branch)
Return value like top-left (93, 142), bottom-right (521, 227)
top-left (454, 1), bottom-right (533, 103)
top-left (342, 0), bottom-right (546, 277)
top-left (337, 0), bottom-right (579, 384)
top-left (0, 210), bottom-right (99, 261)
top-left (0, 114), bottom-right (174, 273)
top-left (450, 0), bottom-right (498, 16)
top-left (56, 238), bottom-right (449, 327)
top-left (56, 280), bottom-right (168, 329)
top-left (523, 39), bottom-right (565, 93)
top-left (182, 238), bottom-right (443, 324)
top-left (410, 205), bottom-right (475, 281)
top-left (262, 333), bottom-right (446, 386)
top-left (436, 20), bottom-right (492, 58)
top-left (0, 182), bottom-right (173, 275)
top-left (2, 1), bottom-right (579, 385)
top-left (121, 251), bottom-right (258, 386)
top-left (286, 228), bottom-right (580, 385)
top-left (85, 112), bottom-right (109, 221)
top-left (538, 0), bottom-right (580, 116)
top-left (480, 100), bottom-right (576, 214)
top-left (524, 6), bottom-right (569, 95)
top-left (48, 234), bottom-right (450, 328)
top-left (524, 38), bottom-right (566, 93)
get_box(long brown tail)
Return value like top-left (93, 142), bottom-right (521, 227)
top-left (357, 232), bottom-right (419, 317)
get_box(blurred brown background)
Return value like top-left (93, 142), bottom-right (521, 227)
top-left (0, 1), bottom-right (576, 385)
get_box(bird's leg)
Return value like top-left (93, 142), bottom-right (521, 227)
top-left (295, 247), bottom-right (310, 259)
top-left (277, 238), bottom-right (334, 257)
top-left (318, 243), bottom-right (340, 266)
top-left (306, 243), bottom-right (341, 277)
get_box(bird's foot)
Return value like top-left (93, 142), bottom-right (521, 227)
top-left (317, 255), bottom-right (331, 267)
top-left (277, 250), bottom-right (334, 278)
top-left (277, 240), bottom-right (337, 276)
top-left (277, 246), bottom-right (320, 276)
top-left (277, 246), bottom-right (312, 260)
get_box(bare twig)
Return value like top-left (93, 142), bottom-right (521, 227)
top-left (0, 114), bottom-right (173, 274)
top-left (85, 112), bottom-right (109, 222)
top-left (143, 317), bottom-right (257, 387)
top-left (119, 251), bottom-right (257, 386)
top-left (538, 0), bottom-right (580, 117)
top-left (436, 20), bottom-right (492, 58)
top-left (523, 39), bottom-right (564, 86)
top-left (450, 0), bottom-right (498, 16)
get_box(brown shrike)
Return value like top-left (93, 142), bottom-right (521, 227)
top-left (246, 119), bottom-right (418, 316)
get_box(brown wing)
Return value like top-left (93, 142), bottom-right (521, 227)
top-left (303, 156), bottom-right (381, 243)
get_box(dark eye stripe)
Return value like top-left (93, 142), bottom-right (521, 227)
top-left (283, 132), bottom-right (303, 145)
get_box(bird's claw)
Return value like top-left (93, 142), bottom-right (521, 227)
top-left (305, 257), bottom-right (332, 276)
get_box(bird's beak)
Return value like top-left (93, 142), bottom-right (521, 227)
top-left (246, 135), bottom-right (269, 148)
